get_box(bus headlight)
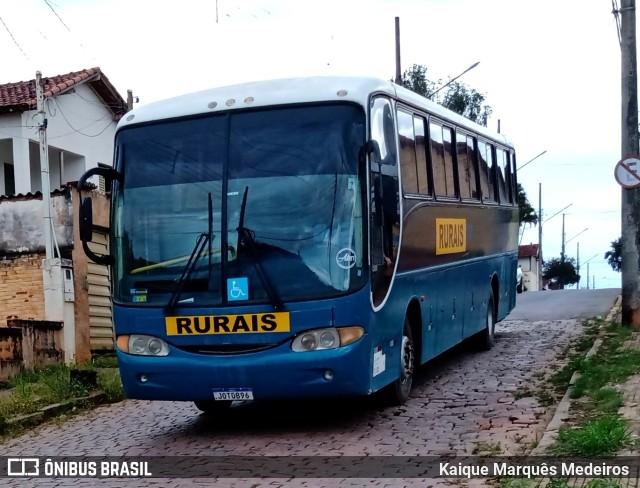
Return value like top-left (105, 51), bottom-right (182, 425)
top-left (117, 334), bottom-right (170, 356)
top-left (291, 327), bottom-right (363, 352)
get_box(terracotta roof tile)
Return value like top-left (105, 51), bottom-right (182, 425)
top-left (518, 244), bottom-right (539, 258)
top-left (0, 67), bottom-right (126, 117)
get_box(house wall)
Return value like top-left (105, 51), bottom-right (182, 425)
top-left (518, 256), bottom-right (539, 292)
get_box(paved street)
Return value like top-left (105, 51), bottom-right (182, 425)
top-left (1, 289), bottom-right (620, 487)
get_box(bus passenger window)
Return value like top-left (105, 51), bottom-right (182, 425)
top-left (478, 141), bottom-right (496, 203)
top-left (457, 132), bottom-right (480, 200)
top-left (397, 110), bottom-right (418, 194)
top-left (414, 116), bottom-right (429, 194)
top-left (431, 122), bottom-right (456, 198)
top-left (509, 152), bottom-right (518, 204)
top-left (496, 148), bottom-right (509, 204)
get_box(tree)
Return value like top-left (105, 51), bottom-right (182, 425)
top-left (605, 237), bottom-right (622, 273)
top-left (543, 257), bottom-right (580, 289)
top-left (399, 64), bottom-right (436, 98)
top-left (517, 183), bottom-right (538, 227)
top-left (440, 81), bottom-right (492, 127)
top-left (398, 64), bottom-right (492, 126)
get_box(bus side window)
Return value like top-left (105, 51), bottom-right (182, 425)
top-left (510, 151), bottom-right (518, 204)
top-left (397, 109), bottom-right (418, 194)
top-left (369, 97), bottom-right (400, 307)
top-left (478, 140), bottom-right (496, 203)
top-left (457, 131), bottom-right (480, 200)
top-left (397, 111), bottom-right (429, 196)
top-left (414, 116), bottom-right (429, 194)
top-left (431, 121), bottom-right (456, 198)
top-left (496, 147), bottom-right (509, 204)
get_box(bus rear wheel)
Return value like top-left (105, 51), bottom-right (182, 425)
top-left (194, 400), bottom-right (233, 414)
top-left (383, 319), bottom-right (414, 405)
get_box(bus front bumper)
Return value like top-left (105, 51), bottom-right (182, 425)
top-left (116, 337), bottom-right (372, 401)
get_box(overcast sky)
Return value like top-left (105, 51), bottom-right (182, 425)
top-left (2, 0), bottom-right (624, 290)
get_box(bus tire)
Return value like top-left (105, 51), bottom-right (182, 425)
top-left (194, 400), bottom-right (232, 414)
top-left (477, 294), bottom-right (496, 351)
top-left (383, 319), bottom-right (415, 405)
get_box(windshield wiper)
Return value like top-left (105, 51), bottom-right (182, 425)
top-left (236, 186), bottom-right (284, 311)
top-left (165, 232), bottom-right (209, 311)
top-left (166, 193), bottom-right (215, 311)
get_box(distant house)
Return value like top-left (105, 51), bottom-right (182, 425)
top-left (0, 67), bottom-right (127, 196)
top-left (518, 243), bottom-right (540, 292)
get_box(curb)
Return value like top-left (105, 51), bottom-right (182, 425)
top-left (5, 391), bottom-right (108, 429)
top-left (529, 295), bottom-right (622, 455)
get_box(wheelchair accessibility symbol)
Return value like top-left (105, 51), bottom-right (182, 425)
top-left (227, 278), bottom-right (249, 301)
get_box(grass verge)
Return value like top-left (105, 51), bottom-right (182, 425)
top-left (0, 356), bottom-right (124, 440)
top-left (548, 320), bottom-right (640, 456)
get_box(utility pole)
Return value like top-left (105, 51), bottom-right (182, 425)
top-left (561, 214), bottom-right (566, 261)
top-left (36, 71), bottom-right (54, 260)
top-left (620, 0), bottom-right (640, 326)
top-left (394, 17), bottom-right (402, 84)
top-left (538, 183), bottom-right (542, 290)
top-left (576, 242), bottom-right (580, 289)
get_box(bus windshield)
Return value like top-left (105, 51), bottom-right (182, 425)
top-left (112, 104), bottom-right (367, 307)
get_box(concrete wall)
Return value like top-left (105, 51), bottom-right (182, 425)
top-left (0, 320), bottom-right (64, 380)
top-left (0, 185), bottom-right (111, 363)
top-left (0, 190), bottom-right (74, 256)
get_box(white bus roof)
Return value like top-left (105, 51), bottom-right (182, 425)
top-left (118, 76), bottom-right (512, 147)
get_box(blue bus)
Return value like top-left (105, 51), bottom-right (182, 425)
top-left (78, 76), bottom-right (519, 411)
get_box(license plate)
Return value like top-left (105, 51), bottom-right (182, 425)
top-left (212, 388), bottom-right (254, 401)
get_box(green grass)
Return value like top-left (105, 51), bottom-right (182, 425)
top-left (0, 361), bottom-right (124, 438)
top-left (545, 320), bottom-right (640, 457)
top-left (552, 416), bottom-right (631, 456)
top-left (498, 478), bottom-right (622, 488)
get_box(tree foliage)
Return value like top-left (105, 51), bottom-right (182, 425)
top-left (517, 183), bottom-right (538, 228)
top-left (543, 257), bottom-right (580, 288)
top-left (399, 65), bottom-right (436, 98)
top-left (605, 237), bottom-right (621, 273)
top-left (398, 64), bottom-right (492, 126)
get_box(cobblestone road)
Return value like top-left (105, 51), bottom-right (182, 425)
top-left (2, 318), bottom-right (586, 488)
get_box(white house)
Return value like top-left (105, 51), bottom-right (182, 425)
top-left (518, 243), bottom-right (540, 292)
top-left (0, 67), bottom-right (127, 196)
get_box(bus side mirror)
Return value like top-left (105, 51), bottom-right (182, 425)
top-left (77, 166), bottom-right (122, 266)
top-left (79, 197), bottom-right (94, 242)
top-left (365, 140), bottom-right (382, 165)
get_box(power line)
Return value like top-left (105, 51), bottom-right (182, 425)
top-left (0, 15), bottom-right (28, 59)
top-left (43, 0), bottom-right (70, 31)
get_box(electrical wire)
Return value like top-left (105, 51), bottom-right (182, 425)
top-left (49, 97), bottom-right (115, 138)
top-left (612, 0), bottom-right (622, 47)
top-left (0, 15), bottom-right (28, 59)
top-left (43, 0), bottom-right (70, 31)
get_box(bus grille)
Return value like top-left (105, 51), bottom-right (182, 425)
top-left (174, 343), bottom-right (278, 355)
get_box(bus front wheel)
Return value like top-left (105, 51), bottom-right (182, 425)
top-left (383, 319), bottom-right (415, 405)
